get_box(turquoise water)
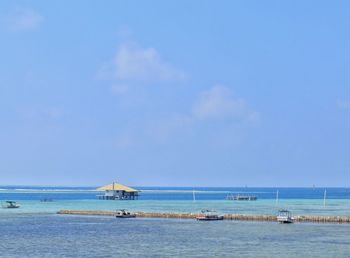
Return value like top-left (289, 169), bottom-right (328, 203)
top-left (2, 199), bottom-right (350, 216)
top-left (1, 186), bottom-right (350, 216)
top-left (1, 214), bottom-right (350, 258)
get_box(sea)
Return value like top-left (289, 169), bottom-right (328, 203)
top-left (1, 186), bottom-right (350, 257)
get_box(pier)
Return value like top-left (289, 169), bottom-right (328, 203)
top-left (57, 210), bottom-right (350, 224)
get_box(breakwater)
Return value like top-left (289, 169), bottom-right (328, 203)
top-left (57, 210), bottom-right (350, 224)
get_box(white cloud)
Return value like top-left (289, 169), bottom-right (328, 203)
top-left (98, 42), bottom-right (186, 84)
top-left (111, 85), bottom-right (258, 148)
top-left (337, 100), bottom-right (350, 110)
top-left (114, 43), bottom-right (185, 82)
top-left (192, 85), bottom-right (258, 122)
top-left (7, 8), bottom-right (44, 31)
top-left (142, 85), bottom-right (258, 144)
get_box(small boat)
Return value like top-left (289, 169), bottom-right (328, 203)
top-left (196, 210), bottom-right (224, 221)
top-left (277, 209), bottom-right (294, 223)
top-left (115, 209), bottom-right (136, 218)
top-left (2, 201), bottom-right (20, 209)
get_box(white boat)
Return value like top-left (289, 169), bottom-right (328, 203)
top-left (196, 210), bottom-right (224, 221)
top-left (2, 201), bottom-right (20, 209)
top-left (277, 209), bottom-right (294, 223)
top-left (115, 209), bottom-right (136, 218)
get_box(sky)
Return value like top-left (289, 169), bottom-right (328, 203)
top-left (0, 0), bottom-right (350, 187)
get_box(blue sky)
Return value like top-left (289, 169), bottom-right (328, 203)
top-left (1, 0), bottom-right (350, 186)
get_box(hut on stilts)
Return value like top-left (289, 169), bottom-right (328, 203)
top-left (96, 182), bottom-right (139, 200)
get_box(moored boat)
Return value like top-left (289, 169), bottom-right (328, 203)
top-left (115, 209), bottom-right (136, 218)
top-left (196, 210), bottom-right (224, 221)
top-left (2, 201), bottom-right (20, 209)
top-left (277, 209), bottom-right (294, 223)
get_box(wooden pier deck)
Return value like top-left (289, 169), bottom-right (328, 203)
top-left (57, 210), bottom-right (350, 224)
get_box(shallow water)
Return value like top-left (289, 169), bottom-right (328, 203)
top-left (2, 199), bottom-right (350, 216)
top-left (1, 187), bottom-right (350, 216)
top-left (1, 214), bottom-right (350, 258)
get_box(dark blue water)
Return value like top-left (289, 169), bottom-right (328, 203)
top-left (1, 186), bottom-right (350, 201)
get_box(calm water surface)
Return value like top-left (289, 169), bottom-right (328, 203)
top-left (1, 214), bottom-right (350, 258)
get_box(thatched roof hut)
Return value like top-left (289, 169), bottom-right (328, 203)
top-left (96, 182), bottom-right (138, 200)
top-left (96, 182), bottom-right (138, 192)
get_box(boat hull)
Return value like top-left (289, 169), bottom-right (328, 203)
top-left (115, 215), bottom-right (136, 218)
top-left (277, 219), bottom-right (294, 224)
top-left (196, 216), bottom-right (224, 221)
top-left (277, 216), bottom-right (294, 224)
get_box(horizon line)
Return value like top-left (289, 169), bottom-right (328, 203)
top-left (0, 184), bottom-right (349, 188)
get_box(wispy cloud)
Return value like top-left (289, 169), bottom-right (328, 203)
top-left (6, 8), bottom-right (44, 31)
top-left (98, 42), bottom-right (186, 85)
top-left (112, 84), bottom-right (258, 149)
top-left (193, 85), bottom-right (258, 122)
top-left (143, 85), bottom-right (258, 144)
top-left (337, 100), bottom-right (350, 110)
top-left (114, 43), bottom-right (186, 82)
